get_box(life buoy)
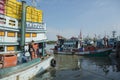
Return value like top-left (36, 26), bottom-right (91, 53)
top-left (50, 59), bottom-right (56, 67)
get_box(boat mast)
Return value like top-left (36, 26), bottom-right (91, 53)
top-left (20, 1), bottom-right (26, 52)
top-left (32, 0), bottom-right (36, 7)
top-left (78, 30), bottom-right (82, 48)
top-left (112, 31), bottom-right (116, 38)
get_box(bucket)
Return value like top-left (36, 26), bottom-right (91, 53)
top-left (0, 53), bottom-right (17, 68)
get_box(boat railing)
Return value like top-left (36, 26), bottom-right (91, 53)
top-left (0, 14), bottom-right (18, 29)
top-left (0, 58), bottom-right (41, 78)
top-left (0, 36), bottom-right (4, 42)
top-left (0, 36), bottom-right (18, 44)
top-left (0, 14), bottom-right (46, 32)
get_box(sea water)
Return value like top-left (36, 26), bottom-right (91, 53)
top-left (32, 44), bottom-right (120, 80)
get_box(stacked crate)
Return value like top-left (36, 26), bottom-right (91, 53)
top-left (26, 6), bottom-right (32, 22)
top-left (5, 0), bottom-right (22, 19)
top-left (26, 6), bottom-right (43, 23)
top-left (37, 10), bottom-right (43, 23)
top-left (27, 7), bottom-right (43, 23)
top-left (0, 0), bottom-right (5, 14)
top-left (26, 7), bottom-right (43, 23)
top-left (3, 0), bottom-right (43, 23)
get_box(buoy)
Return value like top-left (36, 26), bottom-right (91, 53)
top-left (50, 59), bottom-right (56, 67)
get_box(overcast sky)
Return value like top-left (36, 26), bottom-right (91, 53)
top-left (25, 0), bottom-right (120, 40)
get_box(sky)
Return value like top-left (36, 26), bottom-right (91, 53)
top-left (24, 0), bottom-right (120, 40)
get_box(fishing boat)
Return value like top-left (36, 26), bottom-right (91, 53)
top-left (52, 34), bottom-right (112, 56)
top-left (52, 35), bottom-right (81, 54)
top-left (75, 36), bottom-right (113, 57)
top-left (75, 47), bottom-right (112, 57)
top-left (0, 0), bottom-right (56, 80)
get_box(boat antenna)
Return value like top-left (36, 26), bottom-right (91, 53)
top-left (112, 31), bottom-right (116, 38)
top-left (78, 29), bottom-right (82, 47)
top-left (80, 30), bottom-right (82, 40)
top-left (32, 0), bottom-right (36, 7)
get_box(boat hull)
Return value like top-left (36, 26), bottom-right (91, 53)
top-left (76, 48), bottom-right (112, 57)
top-left (54, 50), bottom-right (75, 55)
top-left (0, 55), bottom-right (54, 80)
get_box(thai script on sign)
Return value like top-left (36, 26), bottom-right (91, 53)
top-left (26, 22), bottom-right (45, 30)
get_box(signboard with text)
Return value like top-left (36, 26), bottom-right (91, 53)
top-left (26, 22), bottom-right (46, 31)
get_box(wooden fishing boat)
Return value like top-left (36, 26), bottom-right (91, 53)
top-left (75, 47), bottom-right (112, 57)
top-left (52, 35), bottom-right (112, 56)
top-left (52, 35), bottom-right (81, 54)
top-left (0, 0), bottom-right (56, 80)
top-left (0, 54), bottom-right (55, 80)
top-left (53, 50), bottom-right (75, 55)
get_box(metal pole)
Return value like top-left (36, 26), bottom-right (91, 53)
top-left (20, 1), bottom-right (26, 52)
top-left (42, 42), bottom-right (44, 56)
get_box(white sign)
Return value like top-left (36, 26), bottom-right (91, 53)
top-left (26, 22), bottom-right (45, 30)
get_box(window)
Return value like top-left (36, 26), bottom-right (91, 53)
top-left (9, 20), bottom-right (15, 26)
top-left (25, 33), bottom-right (31, 37)
top-left (7, 32), bottom-right (15, 37)
top-left (17, 33), bottom-right (20, 37)
top-left (0, 17), bottom-right (6, 24)
top-left (0, 31), bottom-right (5, 36)
top-left (16, 45), bottom-right (21, 51)
top-left (7, 46), bottom-right (15, 51)
top-left (0, 46), bottom-right (4, 52)
top-left (32, 33), bottom-right (37, 37)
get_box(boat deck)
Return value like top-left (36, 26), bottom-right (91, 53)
top-left (0, 54), bottom-right (54, 79)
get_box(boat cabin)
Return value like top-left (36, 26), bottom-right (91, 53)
top-left (0, 0), bottom-right (47, 68)
top-left (56, 37), bottom-right (80, 52)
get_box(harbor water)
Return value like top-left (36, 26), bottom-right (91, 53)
top-left (32, 45), bottom-right (120, 80)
